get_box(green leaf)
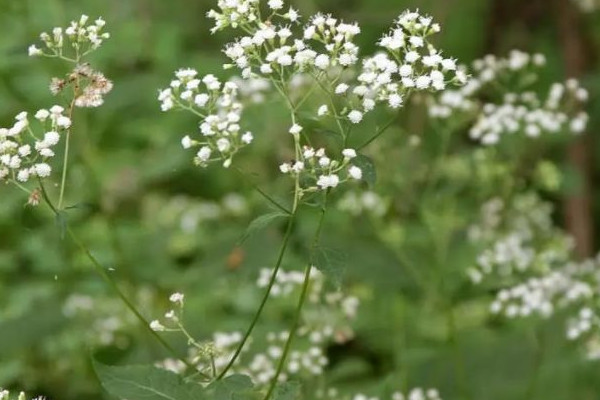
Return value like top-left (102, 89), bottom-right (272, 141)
top-left (240, 212), bottom-right (288, 244)
top-left (272, 381), bottom-right (301, 400)
top-left (312, 246), bottom-right (346, 288)
top-left (94, 362), bottom-right (206, 400)
top-left (352, 154), bottom-right (377, 187)
top-left (206, 374), bottom-right (258, 400)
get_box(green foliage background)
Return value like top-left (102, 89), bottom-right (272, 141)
top-left (1, 0), bottom-right (600, 399)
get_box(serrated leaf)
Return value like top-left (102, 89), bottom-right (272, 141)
top-left (207, 374), bottom-right (258, 400)
top-left (312, 246), bottom-right (346, 288)
top-left (94, 361), bottom-right (206, 400)
top-left (272, 381), bottom-right (301, 400)
top-left (240, 212), bottom-right (288, 244)
top-left (352, 154), bottom-right (376, 187)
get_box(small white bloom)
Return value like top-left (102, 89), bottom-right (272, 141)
top-left (35, 109), bottom-right (50, 121)
top-left (28, 45), bottom-right (42, 56)
top-left (169, 292), bottom-right (185, 304)
top-left (316, 174), bottom-right (340, 189)
top-left (197, 146), bottom-right (211, 162)
top-left (241, 131), bottom-right (253, 144)
top-left (342, 148), bottom-right (357, 159)
top-left (217, 138), bottom-right (231, 152)
top-left (181, 135), bottom-right (193, 149)
top-left (44, 131), bottom-right (60, 146)
top-left (335, 83), bottom-right (349, 94)
top-left (348, 165), bottom-right (362, 180)
top-left (347, 110), bottom-right (363, 124)
top-left (268, 0), bottom-right (284, 10)
top-left (194, 94), bottom-right (209, 107)
top-left (34, 163), bottom-right (52, 177)
top-left (150, 320), bottom-right (165, 331)
top-left (289, 124), bottom-right (303, 135)
top-left (317, 105), bottom-right (329, 116)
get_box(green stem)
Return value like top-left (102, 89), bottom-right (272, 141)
top-left (524, 327), bottom-right (545, 400)
top-left (358, 116), bottom-right (398, 150)
top-left (216, 207), bottom-right (298, 379)
top-left (263, 194), bottom-right (328, 400)
top-left (57, 128), bottom-right (71, 209)
top-left (38, 181), bottom-right (193, 370)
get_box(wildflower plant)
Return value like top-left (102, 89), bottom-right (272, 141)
top-left (2, 0), bottom-right (597, 399)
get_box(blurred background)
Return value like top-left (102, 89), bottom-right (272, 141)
top-left (1, 0), bottom-right (600, 399)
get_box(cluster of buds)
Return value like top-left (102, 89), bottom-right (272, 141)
top-left (28, 14), bottom-right (109, 61)
top-left (279, 143), bottom-right (362, 193)
top-left (159, 69), bottom-right (254, 168)
top-left (0, 107), bottom-right (71, 185)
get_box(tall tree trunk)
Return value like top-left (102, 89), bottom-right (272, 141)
top-left (554, 0), bottom-right (595, 258)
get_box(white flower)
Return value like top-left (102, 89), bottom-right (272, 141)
top-left (314, 54), bottom-right (330, 69)
top-left (35, 109), bottom-right (50, 121)
top-left (169, 292), bottom-right (185, 304)
top-left (316, 174), bottom-right (340, 189)
top-left (415, 76), bottom-right (431, 89)
top-left (347, 110), bottom-right (363, 124)
top-left (194, 94), bottom-right (209, 107)
top-left (317, 105), bottom-right (329, 116)
top-left (217, 138), bottom-right (231, 152)
top-left (150, 320), bottom-right (165, 331)
top-left (348, 166), bottom-right (362, 180)
top-left (197, 146), bottom-right (211, 162)
top-left (268, 0), bottom-right (284, 10)
top-left (279, 163), bottom-right (291, 173)
top-left (286, 8), bottom-right (300, 22)
top-left (44, 131), bottom-right (60, 146)
top-left (34, 163), bottom-right (51, 177)
top-left (17, 169), bottom-right (30, 182)
top-left (181, 135), bottom-right (192, 149)
top-left (388, 93), bottom-right (403, 108)
top-left (289, 124), bottom-right (303, 135)
top-left (241, 131), bottom-right (253, 144)
top-left (342, 148), bottom-right (357, 159)
top-left (335, 83), bottom-right (349, 94)
top-left (28, 45), bottom-right (42, 56)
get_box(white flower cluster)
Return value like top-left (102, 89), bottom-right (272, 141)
top-left (338, 190), bottom-right (388, 217)
top-left (279, 146), bottom-right (363, 193)
top-left (430, 50), bottom-right (589, 145)
top-left (28, 14), bottom-right (109, 60)
top-left (256, 267), bottom-right (359, 322)
top-left (316, 387), bottom-right (442, 400)
top-left (210, 0), bottom-right (463, 124)
top-left (159, 69), bottom-right (253, 168)
top-left (467, 194), bottom-right (573, 284)
top-left (237, 329), bottom-right (329, 383)
top-left (0, 389), bottom-right (46, 400)
top-left (150, 292), bottom-right (186, 332)
top-left (0, 107), bottom-right (72, 184)
top-left (328, 10), bottom-right (466, 121)
top-left (489, 255), bottom-right (600, 358)
top-left (471, 196), bottom-right (600, 360)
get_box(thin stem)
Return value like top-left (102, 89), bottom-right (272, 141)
top-left (38, 181), bottom-right (193, 370)
top-left (524, 327), bottom-right (545, 400)
top-left (216, 205), bottom-right (298, 379)
top-left (358, 116), bottom-right (398, 150)
top-left (263, 194), bottom-right (328, 400)
top-left (67, 226), bottom-right (192, 367)
top-left (58, 81), bottom-right (79, 209)
top-left (234, 167), bottom-right (291, 215)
